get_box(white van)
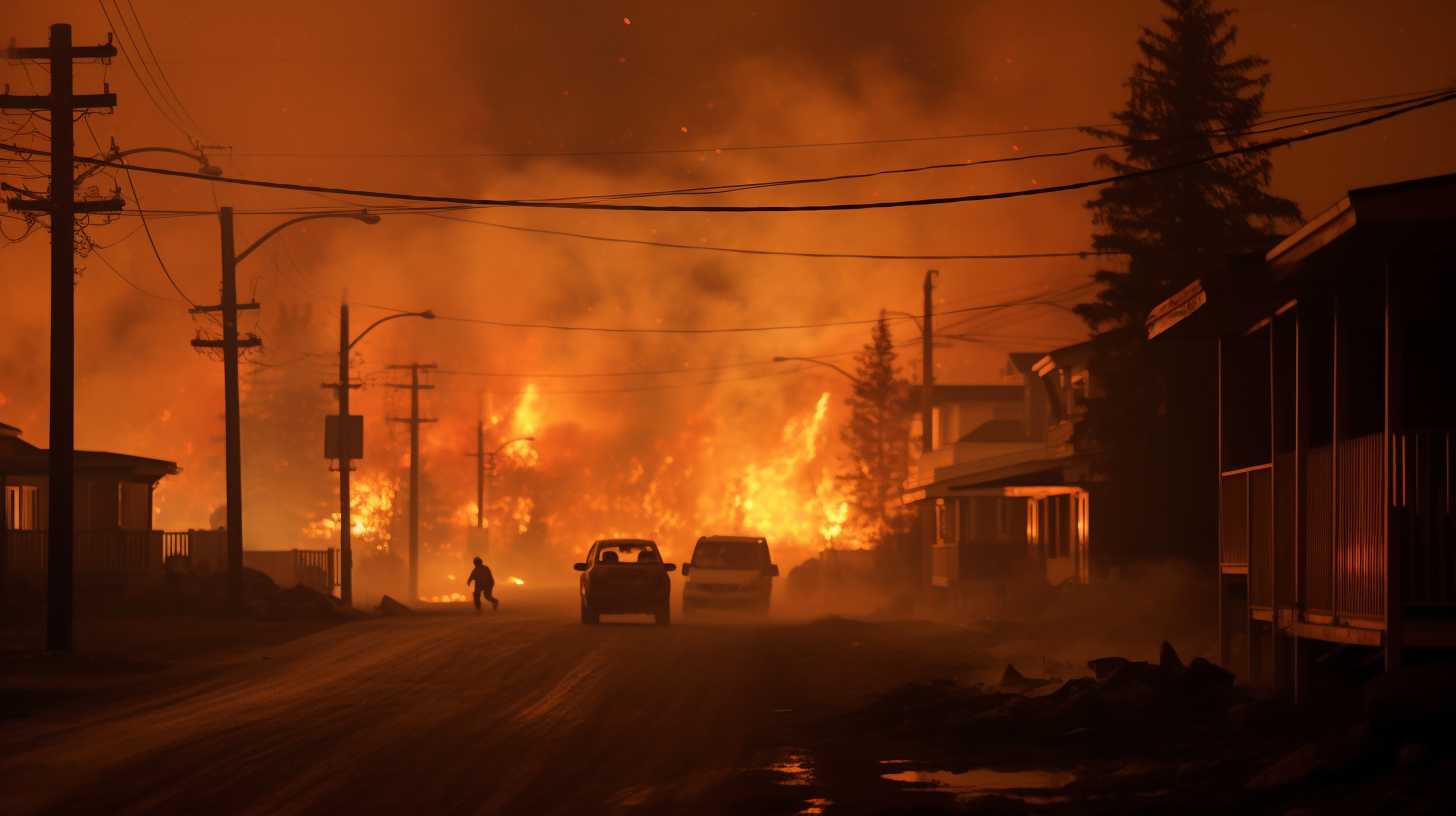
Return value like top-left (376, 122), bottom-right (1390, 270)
top-left (680, 535), bottom-right (779, 614)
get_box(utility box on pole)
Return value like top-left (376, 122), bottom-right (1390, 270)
top-left (324, 415), bottom-right (365, 460)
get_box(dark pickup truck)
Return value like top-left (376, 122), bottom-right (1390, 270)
top-left (573, 539), bottom-right (676, 625)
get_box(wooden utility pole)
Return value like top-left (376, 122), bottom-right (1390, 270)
top-left (921, 269), bottom-right (938, 454)
top-left (387, 363), bottom-right (436, 602)
top-left (3, 25), bottom-right (121, 652)
top-left (190, 206), bottom-right (261, 612)
top-left (332, 304), bottom-right (356, 606)
top-left (474, 419), bottom-right (486, 530)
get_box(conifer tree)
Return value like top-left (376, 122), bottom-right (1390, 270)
top-left (839, 314), bottom-right (912, 542)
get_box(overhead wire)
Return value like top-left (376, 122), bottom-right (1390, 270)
top-left (95, 0), bottom-right (195, 143)
top-left (10, 88), bottom-right (1448, 213)
top-left (119, 0), bottom-right (207, 138)
top-left (224, 84), bottom-right (1456, 160)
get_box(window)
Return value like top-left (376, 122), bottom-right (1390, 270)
top-left (4, 484), bottom-right (40, 530)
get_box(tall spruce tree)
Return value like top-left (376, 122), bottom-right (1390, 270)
top-left (1074, 0), bottom-right (1298, 565)
top-left (1079, 0), bottom-right (1300, 330)
top-left (839, 314), bottom-right (912, 543)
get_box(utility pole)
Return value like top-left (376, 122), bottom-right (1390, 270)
top-left (922, 269), bottom-right (938, 454)
top-left (474, 419), bottom-right (486, 530)
top-left (326, 304), bottom-right (434, 606)
top-left (332, 303), bottom-right (357, 606)
top-left (3, 25), bottom-right (121, 652)
top-left (190, 206), bottom-right (261, 613)
top-left (468, 434), bottom-right (535, 555)
top-left (387, 363), bottom-right (436, 603)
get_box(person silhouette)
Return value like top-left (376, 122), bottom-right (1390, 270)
top-left (467, 556), bottom-right (499, 613)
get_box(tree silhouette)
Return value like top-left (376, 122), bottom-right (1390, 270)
top-left (1079, 0), bottom-right (1300, 330)
top-left (839, 314), bottom-right (912, 543)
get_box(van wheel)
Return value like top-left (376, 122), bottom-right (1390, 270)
top-left (655, 603), bottom-right (671, 626)
top-left (581, 600), bottom-right (599, 625)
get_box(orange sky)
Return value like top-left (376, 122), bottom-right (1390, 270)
top-left (4, 1), bottom-right (1455, 568)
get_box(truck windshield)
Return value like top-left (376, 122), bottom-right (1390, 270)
top-left (691, 539), bottom-right (766, 569)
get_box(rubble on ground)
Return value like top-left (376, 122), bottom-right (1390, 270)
top-left (856, 642), bottom-right (1456, 812)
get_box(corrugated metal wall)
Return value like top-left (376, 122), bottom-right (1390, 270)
top-left (1304, 446), bottom-right (1334, 614)
top-left (1336, 433), bottom-right (1385, 619)
top-left (1221, 472), bottom-right (1250, 565)
top-left (1249, 468), bottom-right (1273, 607)
top-left (1275, 453), bottom-right (1297, 607)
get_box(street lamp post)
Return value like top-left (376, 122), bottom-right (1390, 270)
top-left (476, 435), bottom-right (535, 553)
top-left (336, 307), bottom-right (435, 606)
top-left (771, 355), bottom-right (860, 384)
top-left (203, 208), bottom-right (381, 613)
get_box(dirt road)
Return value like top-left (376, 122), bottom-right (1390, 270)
top-left (0, 591), bottom-right (983, 815)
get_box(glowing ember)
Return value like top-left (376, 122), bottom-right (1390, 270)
top-left (508, 576), bottom-right (525, 586)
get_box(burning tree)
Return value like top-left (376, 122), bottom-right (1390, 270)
top-left (838, 314), bottom-right (912, 545)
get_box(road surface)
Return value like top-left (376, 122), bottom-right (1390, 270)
top-left (0, 590), bottom-right (983, 815)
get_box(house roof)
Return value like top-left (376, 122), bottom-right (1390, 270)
top-left (1267, 171), bottom-right (1456, 273)
top-left (1032, 340), bottom-right (1094, 376)
top-left (0, 423), bottom-right (179, 481)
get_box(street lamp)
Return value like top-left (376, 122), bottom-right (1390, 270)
top-left (74, 138), bottom-right (222, 187)
top-left (475, 435), bottom-right (535, 553)
top-left (204, 207), bottom-right (382, 613)
top-left (335, 306), bottom-right (435, 606)
top-left (772, 355), bottom-right (859, 384)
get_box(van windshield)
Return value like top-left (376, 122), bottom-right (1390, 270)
top-left (691, 538), bottom-right (766, 569)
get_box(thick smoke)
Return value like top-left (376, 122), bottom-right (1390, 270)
top-left (4, 2), bottom-right (1455, 596)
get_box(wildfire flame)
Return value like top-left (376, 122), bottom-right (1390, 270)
top-left (724, 392), bottom-right (853, 550)
top-left (508, 576), bottom-right (526, 586)
top-left (303, 470), bottom-right (399, 554)
top-left (506, 384), bottom-right (542, 467)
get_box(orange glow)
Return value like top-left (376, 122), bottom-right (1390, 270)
top-left (302, 470), bottom-right (399, 554)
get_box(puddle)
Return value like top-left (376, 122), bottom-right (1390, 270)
top-left (881, 765), bottom-right (1075, 804)
top-left (767, 752), bottom-right (815, 787)
top-left (762, 750), bottom-right (829, 814)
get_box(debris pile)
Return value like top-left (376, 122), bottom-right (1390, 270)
top-left (861, 641), bottom-right (1240, 754)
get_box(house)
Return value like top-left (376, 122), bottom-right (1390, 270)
top-left (903, 355), bottom-right (1100, 609)
top-left (1, 421), bottom-right (179, 580)
top-left (1146, 172), bottom-right (1456, 695)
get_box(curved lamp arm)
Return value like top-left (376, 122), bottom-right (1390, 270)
top-left (235, 210), bottom-right (380, 264)
top-left (77, 142), bottom-right (222, 186)
top-left (348, 310), bottom-right (435, 351)
top-left (772, 356), bottom-right (859, 383)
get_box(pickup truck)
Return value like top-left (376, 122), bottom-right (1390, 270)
top-left (573, 539), bottom-right (676, 625)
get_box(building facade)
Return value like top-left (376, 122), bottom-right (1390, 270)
top-left (1148, 172), bottom-right (1456, 694)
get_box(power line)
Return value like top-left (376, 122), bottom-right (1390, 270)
top-left (365, 291), bottom-right (1086, 336)
top-left (119, 0), bottom-right (206, 138)
top-left (117, 160), bottom-right (202, 308)
top-left (95, 0), bottom-right (193, 142)
top-left (415, 210), bottom-right (1119, 261)
top-left (88, 244), bottom-right (186, 302)
top-left (223, 85), bottom-right (1456, 161)
top-left (525, 96), bottom-right (1442, 204)
top-left (13, 89), bottom-right (1448, 213)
